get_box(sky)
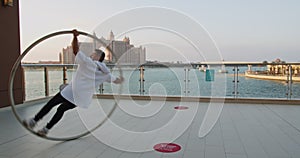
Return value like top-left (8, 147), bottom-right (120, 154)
top-left (19, 0), bottom-right (300, 62)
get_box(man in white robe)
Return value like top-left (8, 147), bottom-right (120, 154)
top-left (23, 29), bottom-right (123, 136)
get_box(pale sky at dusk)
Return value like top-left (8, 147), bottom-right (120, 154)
top-left (20, 0), bottom-right (300, 62)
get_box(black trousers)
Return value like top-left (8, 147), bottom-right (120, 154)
top-left (34, 93), bottom-right (76, 129)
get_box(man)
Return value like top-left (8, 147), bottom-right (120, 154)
top-left (23, 29), bottom-right (123, 136)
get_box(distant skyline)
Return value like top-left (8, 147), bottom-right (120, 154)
top-left (20, 0), bottom-right (300, 62)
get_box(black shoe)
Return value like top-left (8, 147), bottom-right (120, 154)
top-left (22, 118), bottom-right (36, 130)
top-left (37, 127), bottom-right (49, 137)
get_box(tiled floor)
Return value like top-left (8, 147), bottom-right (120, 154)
top-left (1, 99), bottom-right (300, 158)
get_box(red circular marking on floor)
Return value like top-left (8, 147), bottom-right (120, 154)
top-left (153, 143), bottom-right (181, 153)
top-left (174, 106), bottom-right (189, 110)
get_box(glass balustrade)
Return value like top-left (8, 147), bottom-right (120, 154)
top-left (22, 63), bottom-right (300, 101)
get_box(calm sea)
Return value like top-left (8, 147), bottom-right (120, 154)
top-left (24, 67), bottom-right (300, 101)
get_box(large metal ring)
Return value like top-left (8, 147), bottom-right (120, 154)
top-left (8, 30), bottom-right (122, 141)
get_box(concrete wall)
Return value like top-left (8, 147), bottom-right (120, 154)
top-left (0, 0), bottom-right (24, 108)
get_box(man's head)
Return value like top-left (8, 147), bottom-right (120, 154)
top-left (90, 49), bottom-right (105, 62)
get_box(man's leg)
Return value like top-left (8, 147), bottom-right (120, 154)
top-left (45, 101), bottom-right (76, 130)
top-left (34, 93), bottom-right (65, 122)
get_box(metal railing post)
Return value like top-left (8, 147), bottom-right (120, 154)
top-left (99, 84), bottom-right (104, 94)
top-left (44, 67), bottom-right (49, 97)
top-left (184, 67), bottom-right (190, 96)
top-left (232, 66), bottom-right (239, 98)
top-left (63, 66), bottom-right (67, 84)
top-left (139, 66), bottom-right (145, 95)
top-left (286, 65), bottom-right (293, 99)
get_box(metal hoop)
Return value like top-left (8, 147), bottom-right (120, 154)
top-left (8, 30), bottom-right (123, 141)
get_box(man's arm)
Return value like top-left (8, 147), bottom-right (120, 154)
top-left (97, 62), bottom-right (110, 74)
top-left (113, 76), bottom-right (124, 84)
top-left (104, 74), bottom-right (124, 84)
top-left (72, 29), bottom-right (79, 55)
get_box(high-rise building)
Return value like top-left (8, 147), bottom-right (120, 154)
top-left (60, 31), bottom-right (146, 65)
top-left (61, 42), bottom-right (95, 64)
top-left (107, 34), bottom-right (146, 64)
top-left (61, 46), bottom-right (75, 64)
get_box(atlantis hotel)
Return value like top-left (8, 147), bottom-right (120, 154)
top-left (61, 31), bottom-right (146, 65)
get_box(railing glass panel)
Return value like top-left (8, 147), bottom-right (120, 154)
top-left (22, 63), bottom-right (300, 101)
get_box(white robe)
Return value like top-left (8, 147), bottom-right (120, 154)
top-left (60, 51), bottom-right (116, 108)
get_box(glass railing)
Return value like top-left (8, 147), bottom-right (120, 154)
top-left (22, 62), bottom-right (300, 101)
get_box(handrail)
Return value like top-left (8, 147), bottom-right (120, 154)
top-left (22, 63), bottom-right (76, 67)
top-left (196, 61), bottom-right (300, 66)
top-left (22, 62), bottom-right (300, 67)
